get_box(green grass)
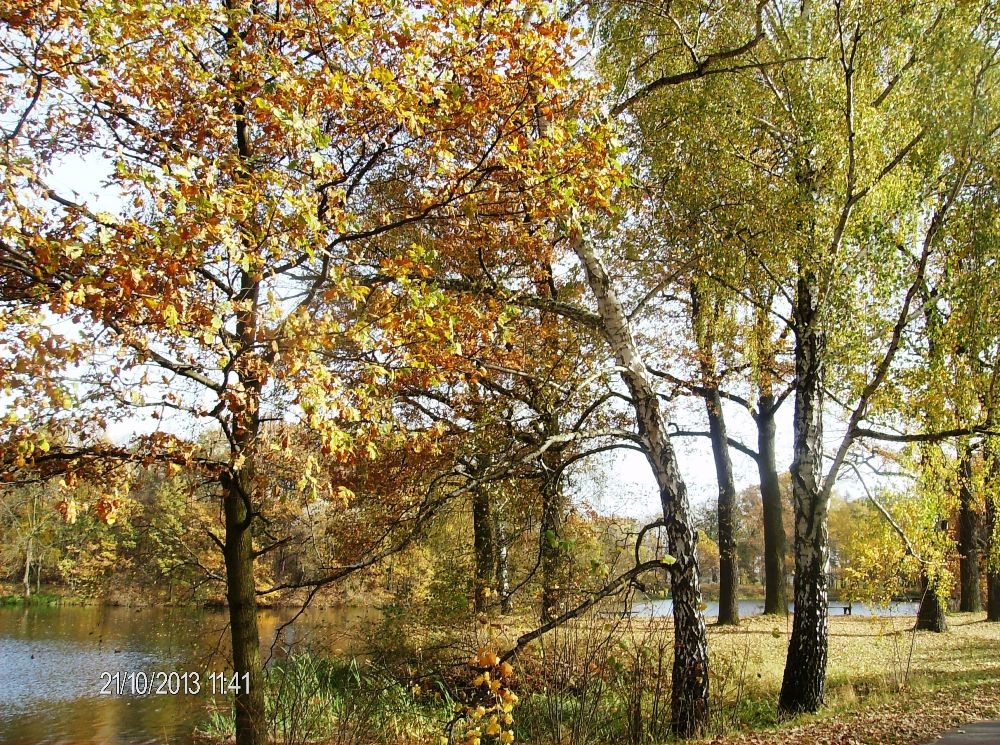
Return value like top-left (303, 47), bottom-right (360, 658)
top-left (0, 592), bottom-right (61, 606)
top-left (198, 654), bottom-right (450, 745)
top-left (193, 613), bottom-right (1000, 745)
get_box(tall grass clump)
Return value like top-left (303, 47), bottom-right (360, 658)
top-left (200, 653), bottom-right (446, 745)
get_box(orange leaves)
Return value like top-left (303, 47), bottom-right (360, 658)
top-left (463, 644), bottom-right (519, 745)
top-left (92, 496), bottom-right (120, 525)
top-left (0, 0), bottom-right (616, 541)
top-left (55, 498), bottom-right (78, 524)
top-left (55, 496), bottom-right (119, 525)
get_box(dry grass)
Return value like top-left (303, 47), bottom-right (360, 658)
top-left (697, 612), bottom-right (1000, 744)
top-left (382, 610), bottom-right (1000, 744)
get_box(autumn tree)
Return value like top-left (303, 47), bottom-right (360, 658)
top-left (589, 0), bottom-right (998, 719)
top-left (0, 3), bottom-right (614, 743)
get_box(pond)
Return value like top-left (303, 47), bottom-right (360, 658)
top-left (0, 604), bottom-right (375, 745)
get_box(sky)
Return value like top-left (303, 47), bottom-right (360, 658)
top-left (24, 117), bottom-right (895, 525)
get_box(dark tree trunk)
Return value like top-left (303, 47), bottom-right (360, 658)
top-left (705, 389), bottom-right (739, 625)
top-left (539, 470), bottom-right (566, 623)
top-left (957, 446), bottom-right (982, 612)
top-left (779, 272), bottom-right (829, 716)
top-left (472, 485), bottom-right (496, 615)
top-left (572, 230), bottom-right (708, 738)
top-left (222, 469), bottom-right (266, 745)
top-left (986, 448), bottom-right (1000, 622)
top-left (757, 396), bottom-right (789, 616)
top-left (988, 573), bottom-right (1000, 622)
top-left (915, 573), bottom-right (948, 632)
top-left (224, 8), bottom-right (267, 741)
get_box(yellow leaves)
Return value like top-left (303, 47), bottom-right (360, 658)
top-left (56, 498), bottom-right (79, 524)
top-left (465, 645), bottom-right (518, 744)
top-left (162, 304), bottom-right (179, 327)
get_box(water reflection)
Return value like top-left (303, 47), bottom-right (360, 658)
top-left (0, 604), bottom-right (376, 745)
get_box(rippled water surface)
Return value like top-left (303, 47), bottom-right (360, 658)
top-left (0, 605), bottom-right (373, 745)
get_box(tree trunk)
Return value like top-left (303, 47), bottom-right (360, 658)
top-left (986, 448), bottom-right (1000, 622)
top-left (495, 516), bottom-right (513, 615)
top-left (988, 573), bottom-right (1000, 622)
top-left (571, 227), bottom-right (708, 737)
top-left (222, 470), bottom-right (266, 745)
top-left (705, 389), bottom-right (739, 625)
top-left (22, 534), bottom-right (32, 599)
top-left (539, 470), bottom-right (566, 623)
top-left (915, 573), bottom-right (948, 632)
top-left (957, 445), bottom-right (982, 612)
top-left (472, 485), bottom-right (496, 614)
top-left (779, 272), bottom-right (829, 716)
top-left (757, 397), bottom-right (789, 615)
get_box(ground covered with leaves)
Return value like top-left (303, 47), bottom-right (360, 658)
top-left (701, 613), bottom-right (1000, 745)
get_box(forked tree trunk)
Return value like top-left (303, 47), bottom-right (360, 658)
top-left (957, 446), bottom-right (982, 612)
top-left (757, 397), bottom-right (788, 615)
top-left (915, 573), bottom-right (948, 632)
top-left (705, 389), bottom-right (739, 625)
top-left (222, 468), bottom-right (266, 745)
top-left (779, 271), bottom-right (829, 716)
top-left (472, 485), bottom-right (496, 614)
top-left (571, 226), bottom-right (708, 737)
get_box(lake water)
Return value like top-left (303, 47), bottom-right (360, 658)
top-left (633, 598), bottom-right (921, 618)
top-left (0, 604), bottom-right (375, 745)
top-left (0, 599), bottom-right (920, 744)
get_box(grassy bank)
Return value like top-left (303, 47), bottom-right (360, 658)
top-left (697, 612), bottom-right (1000, 738)
top-left (0, 591), bottom-right (62, 607)
top-left (496, 611), bottom-right (1000, 744)
top-left (193, 612), bottom-right (1000, 745)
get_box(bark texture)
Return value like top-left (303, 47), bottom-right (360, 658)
top-left (222, 469), bottom-right (266, 745)
top-left (472, 485), bottom-right (496, 615)
top-left (691, 284), bottom-right (738, 626)
top-left (988, 572), bottom-right (1000, 622)
top-left (757, 396), bottom-right (788, 615)
top-left (571, 226), bottom-right (708, 737)
top-left (539, 470), bottom-right (567, 623)
top-left (915, 573), bottom-right (949, 632)
top-left (705, 389), bottom-right (739, 625)
top-left (779, 272), bottom-right (829, 716)
top-left (495, 517), bottom-right (513, 615)
top-left (986, 450), bottom-right (1000, 622)
top-left (957, 446), bottom-right (982, 612)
